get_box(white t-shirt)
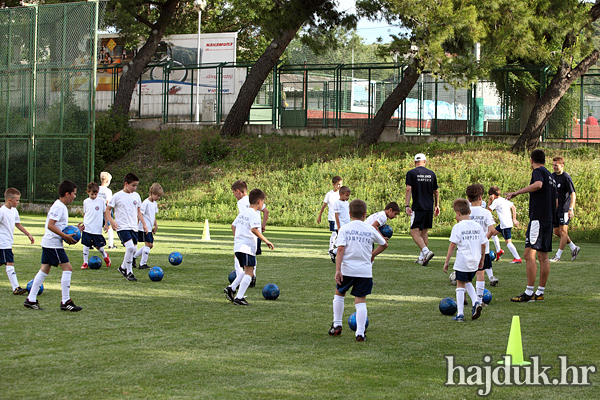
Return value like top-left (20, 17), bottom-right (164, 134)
top-left (98, 185), bottom-right (112, 205)
top-left (365, 211), bottom-right (387, 228)
top-left (108, 190), bottom-right (142, 232)
top-left (337, 219), bottom-right (387, 278)
top-left (489, 197), bottom-right (514, 229)
top-left (83, 197), bottom-right (106, 235)
top-left (469, 206), bottom-right (495, 254)
top-left (233, 207), bottom-right (262, 255)
top-left (237, 195), bottom-right (265, 216)
top-left (41, 199), bottom-right (69, 249)
top-left (323, 190), bottom-right (340, 221)
top-left (138, 198), bottom-right (159, 231)
top-left (0, 205), bottom-right (20, 249)
top-left (333, 200), bottom-right (350, 229)
top-left (449, 219), bottom-right (487, 273)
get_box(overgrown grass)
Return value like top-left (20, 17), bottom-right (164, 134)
top-left (2, 216), bottom-right (599, 399)
top-left (104, 130), bottom-right (600, 243)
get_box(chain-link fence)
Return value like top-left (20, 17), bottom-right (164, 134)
top-left (0, 1), bottom-right (104, 202)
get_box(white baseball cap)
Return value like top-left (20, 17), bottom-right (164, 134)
top-left (414, 153), bottom-right (427, 162)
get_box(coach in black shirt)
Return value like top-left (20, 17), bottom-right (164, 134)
top-left (405, 153), bottom-right (439, 266)
top-left (506, 149), bottom-right (557, 302)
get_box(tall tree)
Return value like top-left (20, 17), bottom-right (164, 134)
top-left (220, 0), bottom-right (355, 137)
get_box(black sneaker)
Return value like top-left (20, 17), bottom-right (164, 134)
top-left (109, 245), bottom-right (118, 250)
top-left (24, 299), bottom-right (42, 310)
top-left (224, 286), bottom-right (235, 302)
top-left (132, 257), bottom-right (137, 269)
top-left (233, 297), bottom-right (249, 306)
top-left (13, 286), bottom-right (28, 295)
top-left (126, 273), bottom-right (138, 281)
top-left (249, 275), bottom-right (256, 288)
top-left (329, 249), bottom-right (336, 264)
top-left (60, 299), bottom-right (82, 312)
top-left (533, 293), bottom-right (544, 301)
top-left (511, 292), bottom-right (533, 302)
top-left (138, 264), bottom-right (150, 270)
top-left (118, 266), bottom-right (128, 278)
top-left (328, 324), bottom-right (342, 336)
top-left (356, 334), bottom-right (367, 342)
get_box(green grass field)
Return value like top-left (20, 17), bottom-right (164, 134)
top-left (2, 216), bottom-right (599, 399)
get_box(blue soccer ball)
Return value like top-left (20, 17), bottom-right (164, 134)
top-left (169, 252), bottom-right (182, 266)
top-left (88, 256), bottom-right (102, 270)
top-left (262, 283), bottom-right (280, 300)
top-left (26, 279), bottom-right (43, 295)
top-left (348, 312), bottom-right (369, 332)
top-left (439, 297), bottom-right (457, 316)
top-left (62, 225), bottom-right (81, 244)
top-left (148, 267), bottom-right (164, 281)
top-left (228, 270), bottom-right (237, 284)
top-left (483, 288), bottom-right (492, 304)
top-left (379, 224), bottom-right (393, 239)
top-left (489, 250), bottom-right (496, 261)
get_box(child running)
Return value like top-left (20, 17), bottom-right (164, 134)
top-left (81, 182), bottom-right (111, 269)
top-left (317, 176), bottom-right (343, 253)
top-left (329, 186), bottom-right (351, 263)
top-left (133, 183), bottom-right (163, 269)
top-left (488, 186), bottom-right (521, 263)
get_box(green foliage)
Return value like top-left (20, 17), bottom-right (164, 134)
top-left (157, 130), bottom-right (182, 162)
top-left (94, 109), bottom-right (137, 175)
top-left (193, 133), bottom-right (230, 165)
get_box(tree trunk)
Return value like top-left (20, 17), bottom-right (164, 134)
top-left (112, 0), bottom-right (180, 116)
top-left (512, 51), bottom-right (600, 152)
top-left (356, 63), bottom-right (421, 147)
top-left (220, 28), bottom-right (299, 137)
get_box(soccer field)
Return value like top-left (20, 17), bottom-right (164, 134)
top-left (2, 216), bottom-right (599, 399)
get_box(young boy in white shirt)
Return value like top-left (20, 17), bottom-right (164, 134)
top-left (81, 182), bottom-right (111, 269)
top-left (105, 173), bottom-right (148, 282)
top-left (488, 186), bottom-right (521, 263)
top-left (1, 188), bottom-right (34, 295)
top-left (365, 202), bottom-right (401, 230)
top-left (133, 183), bottom-right (163, 269)
top-left (98, 171), bottom-right (116, 249)
top-left (24, 180), bottom-right (83, 311)
top-left (224, 189), bottom-right (274, 306)
top-left (443, 198), bottom-right (487, 322)
top-left (328, 199), bottom-right (388, 342)
top-left (317, 176), bottom-right (343, 252)
top-left (329, 186), bottom-right (351, 263)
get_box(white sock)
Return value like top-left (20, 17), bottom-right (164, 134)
top-left (355, 303), bottom-right (368, 336)
top-left (422, 246), bottom-right (430, 255)
top-left (568, 241), bottom-right (577, 250)
top-left (61, 270), bottom-right (72, 303)
top-left (108, 227), bottom-right (114, 247)
top-left (329, 231), bottom-right (337, 251)
top-left (476, 280), bottom-right (485, 301)
top-left (332, 248), bottom-right (338, 255)
top-left (6, 265), bottom-right (19, 290)
top-left (141, 246), bottom-right (151, 265)
top-left (133, 247), bottom-right (143, 259)
top-left (98, 247), bottom-right (108, 258)
top-left (456, 288), bottom-right (465, 315)
top-left (254, 259), bottom-right (258, 278)
top-left (27, 270), bottom-right (47, 302)
top-left (230, 271), bottom-right (245, 291)
top-left (82, 246), bottom-right (90, 264)
top-left (507, 242), bottom-right (520, 259)
top-left (492, 235), bottom-right (501, 252)
top-left (465, 282), bottom-right (477, 306)
top-left (236, 274), bottom-right (252, 299)
top-left (535, 286), bottom-right (545, 296)
top-left (485, 269), bottom-right (494, 279)
top-left (234, 257), bottom-right (243, 276)
top-left (525, 286), bottom-right (534, 296)
top-left (333, 295), bottom-right (344, 327)
top-left (123, 240), bottom-right (136, 274)
top-left (556, 249), bottom-right (563, 258)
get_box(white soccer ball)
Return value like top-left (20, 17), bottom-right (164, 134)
top-left (449, 271), bottom-right (457, 286)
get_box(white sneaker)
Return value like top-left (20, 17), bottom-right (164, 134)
top-left (549, 255), bottom-right (561, 262)
top-left (422, 251), bottom-right (434, 266)
top-left (489, 276), bottom-right (499, 286)
top-left (571, 246), bottom-right (581, 261)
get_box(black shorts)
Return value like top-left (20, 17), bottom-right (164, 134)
top-left (81, 232), bottom-right (106, 249)
top-left (525, 220), bottom-right (553, 253)
top-left (455, 270), bottom-right (476, 283)
top-left (410, 210), bottom-right (433, 230)
top-left (481, 253), bottom-right (492, 270)
top-left (328, 220), bottom-right (336, 232)
top-left (553, 211), bottom-right (570, 227)
top-left (137, 231), bottom-right (154, 243)
top-left (495, 226), bottom-right (512, 240)
top-left (117, 230), bottom-right (138, 246)
top-left (235, 252), bottom-right (256, 268)
top-left (0, 249), bottom-right (14, 265)
top-left (336, 276), bottom-right (373, 298)
top-left (41, 248), bottom-right (69, 266)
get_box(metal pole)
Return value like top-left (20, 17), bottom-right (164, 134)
top-left (193, 0), bottom-right (206, 122)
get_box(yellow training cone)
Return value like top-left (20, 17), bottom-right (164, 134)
top-left (498, 316), bottom-right (531, 365)
top-left (201, 219), bottom-right (211, 241)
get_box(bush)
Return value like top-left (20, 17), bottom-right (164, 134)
top-left (195, 134), bottom-right (230, 165)
top-left (157, 130), bottom-right (182, 162)
top-left (95, 109), bottom-right (137, 174)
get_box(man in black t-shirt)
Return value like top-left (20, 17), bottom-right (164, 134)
top-left (506, 149), bottom-right (557, 302)
top-left (405, 153), bottom-right (439, 266)
top-left (550, 156), bottom-right (580, 262)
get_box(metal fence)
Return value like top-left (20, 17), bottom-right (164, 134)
top-left (0, 1), bottom-right (104, 202)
